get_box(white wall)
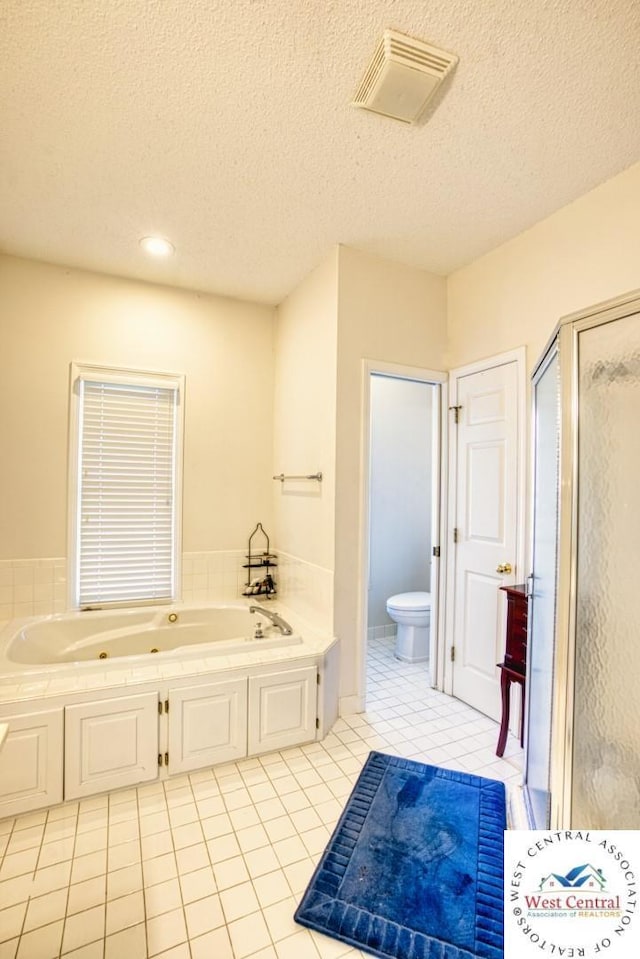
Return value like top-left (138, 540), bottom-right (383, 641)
top-left (368, 375), bottom-right (433, 627)
top-left (446, 160), bottom-right (640, 595)
top-left (272, 250), bottom-right (338, 628)
top-left (447, 161), bottom-right (640, 373)
top-left (273, 251), bottom-right (338, 569)
top-left (0, 255), bottom-right (275, 560)
top-left (335, 246), bottom-right (447, 707)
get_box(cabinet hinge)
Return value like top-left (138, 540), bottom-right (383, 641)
top-left (432, 546), bottom-right (440, 558)
top-left (450, 645), bottom-right (456, 662)
top-left (453, 527), bottom-right (459, 543)
top-left (164, 699), bottom-right (169, 714)
top-left (449, 404), bottom-right (462, 424)
top-left (315, 717), bottom-right (320, 730)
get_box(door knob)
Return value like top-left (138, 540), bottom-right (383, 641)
top-left (496, 563), bottom-right (512, 574)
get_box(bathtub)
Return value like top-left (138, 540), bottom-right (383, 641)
top-left (0, 602), bottom-right (339, 820)
top-left (3, 603), bottom-right (302, 669)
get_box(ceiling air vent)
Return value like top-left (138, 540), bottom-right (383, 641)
top-left (352, 29), bottom-right (458, 124)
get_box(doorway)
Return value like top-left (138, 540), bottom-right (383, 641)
top-left (361, 363), bottom-right (446, 701)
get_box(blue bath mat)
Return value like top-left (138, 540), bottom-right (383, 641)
top-left (295, 751), bottom-right (506, 959)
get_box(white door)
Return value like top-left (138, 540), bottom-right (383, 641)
top-left (248, 666), bottom-right (317, 755)
top-left (449, 354), bottom-right (523, 720)
top-left (168, 679), bottom-right (247, 774)
top-left (0, 709), bottom-right (63, 818)
top-left (65, 692), bottom-right (158, 798)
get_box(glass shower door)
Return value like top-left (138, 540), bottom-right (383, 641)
top-left (525, 345), bottom-right (560, 829)
top-left (571, 312), bottom-right (640, 826)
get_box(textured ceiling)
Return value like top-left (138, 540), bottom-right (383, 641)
top-left (1, 1), bottom-right (639, 304)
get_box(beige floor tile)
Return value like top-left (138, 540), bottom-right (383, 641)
top-left (146, 908), bottom-right (187, 957)
top-left (105, 890), bottom-right (145, 936)
top-left (67, 875), bottom-right (107, 916)
top-left (184, 893), bottom-right (225, 938)
top-left (22, 889), bottom-right (67, 934)
top-left (104, 921), bottom-right (146, 959)
top-left (15, 919), bottom-right (64, 959)
top-left (178, 866), bottom-right (217, 905)
top-left (189, 926), bottom-right (234, 959)
top-left (60, 904), bottom-right (105, 954)
top-left (227, 911), bottom-right (271, 959)
top-left (0, 902), bottom-right (27, 944)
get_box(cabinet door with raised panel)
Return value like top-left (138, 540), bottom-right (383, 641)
top-left (0, 709), bottom-right (63, 818)
top-left (65, 692), bottom-right (158, 799)
top-left (168, 679), bottom-right (247, 775)
top-left (248, 666), bottom-right (317, 755)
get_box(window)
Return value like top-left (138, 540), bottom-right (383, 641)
top-left (69, 364), bottom-right (184, 609)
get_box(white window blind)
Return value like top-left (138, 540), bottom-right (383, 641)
top-left (72, 372), bottom-right (182, 608)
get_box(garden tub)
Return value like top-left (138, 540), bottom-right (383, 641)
top-left (3, 602), bottom-right (301, 667)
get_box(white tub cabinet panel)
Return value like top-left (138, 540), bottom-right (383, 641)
top-left (168, 679), bottom-right (247, 774)
top-left (0, 709), bottom-right (63, 818)
top-left (248, 666), bottom-right (317, 755)
top-left (65, 692), bottom-right (158, 799)
top-left (317, 641), bottom-right (340, 739)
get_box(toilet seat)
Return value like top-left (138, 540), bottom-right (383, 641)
top-left (386, 591), bottom-right (431, 612)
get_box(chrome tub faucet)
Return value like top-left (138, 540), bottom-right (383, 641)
top-left (249, 605), bottom-right (293, 635)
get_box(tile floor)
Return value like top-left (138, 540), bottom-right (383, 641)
top-left (0, 637), bottom-right (523, 959)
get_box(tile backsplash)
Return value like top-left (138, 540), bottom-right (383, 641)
top-left (276, 551), bottom-right (333, 633)
top-left (0, 558), bottom-right (67, 621)
top-left (181, 550), bottom-right (247, 603)
top-left (0, 550), bottom-right (334, 633)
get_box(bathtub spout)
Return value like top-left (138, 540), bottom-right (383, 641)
top-left (249, 605), bottom-right (293, 635)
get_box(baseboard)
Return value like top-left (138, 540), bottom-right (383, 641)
top-left (339, 694), bottom-right (364, 716)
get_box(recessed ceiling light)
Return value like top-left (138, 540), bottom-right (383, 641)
top-left (140, 235), bottom-right (175, 257)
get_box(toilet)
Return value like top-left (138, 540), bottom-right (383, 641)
top-left (386, 591), bottom-right (431, 663)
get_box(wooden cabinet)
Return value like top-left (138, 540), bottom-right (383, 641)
top-left (0, 709), bottom-right (63, 818)
top-left (248, 666), bottom-right (317, 755)
top-left (496, 584), bottom-right (528, 756)
top-left (168, 679), bottom-right (247, 774)
top-left (64, 692), bottom-right (159, 799)
top-left (502, 585), bottom-right (528, 672)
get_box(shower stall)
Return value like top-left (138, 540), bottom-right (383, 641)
top-left (525, 291), bottom-right (640, 829)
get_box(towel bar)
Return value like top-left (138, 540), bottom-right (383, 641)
top-left (272, 472), bottom-right (323, 482)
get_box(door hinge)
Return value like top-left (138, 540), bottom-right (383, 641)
top-left (450, 645), bottom-right (456, 662)
top-left (432, 546), bottom-right (440, 558)
top-left (315, 717), bottom-right (320, 730)
top-left (449, 404), bottom-right (462, 424)
top-left (453, 527), bottom-right (459, 543)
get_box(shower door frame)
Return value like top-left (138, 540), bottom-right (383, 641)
top-left (524, 341), bottom-right (561, 830)
top-left (532, 288), bottom-right (640, 828)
